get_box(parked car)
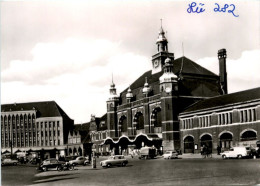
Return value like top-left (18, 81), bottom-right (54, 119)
top-left (163, 150), bottom-right (178, 159)
top-left (100, 155), bottom-right (128, 168)
top-left (64, 156), bottom-right (78, 162)
top-left (69, 156), bottom-right (89, 166)
top-left (38, 158), bottom-right (65, 171)
top-left (221, 147), bottom-right (249, 159)
top-left (139, 147), bottom-right (156, 159)
top-left (84, 157), bottom-right (91, 165)
top-left (1, 159), bottom-right (19, 166)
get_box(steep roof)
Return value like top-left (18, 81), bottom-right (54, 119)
top-left (119, 56), bottom-right (220, 104)
top-left (182, 87), bottom-right (260, 114)
top-left (174, 56), bottom-right (217, 76)
top-left (126, 56), bottom-right (217, 91)
top-left (1, 101), bottom-right (72, 119)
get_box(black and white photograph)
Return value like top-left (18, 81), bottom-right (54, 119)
top-left (1, 0), bottom-right (260, 185)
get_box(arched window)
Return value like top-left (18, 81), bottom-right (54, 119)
top-left (219, 132), bottom-right (233, 150)
top-left (134, 112), bottom-right (144, 130)
top-left (184, 136), bottom-right (194, 153)
top-left (119, 116), bottom-right (127, 133)
top-left (200, 134), bottom-right (212, 153)
top-left (241, 130), bottom-right (257, 141)
top-left (152, 108), bottom-right (162, 128)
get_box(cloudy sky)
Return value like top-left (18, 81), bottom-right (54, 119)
top-left (1, 0), bottom-right (260, 123)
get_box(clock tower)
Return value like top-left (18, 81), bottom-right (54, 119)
top-left (107, 80), bottom-right (119, 138)
top-left (152, 25), bottom-right (174, 74)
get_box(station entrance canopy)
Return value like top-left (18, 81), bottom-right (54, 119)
top-left (101, 133), bottom-right (162, 150)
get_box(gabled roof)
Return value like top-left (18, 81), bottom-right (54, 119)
top-left (119, 56), bottom-right (220, 104)
top-left (96, 113), bottom-right (107, 131)
top-left (122, 56), bottom-right (218, 93)
top-left (123, 56), bottom-right (218, 92)
top-left (1, 101), bottom-right (72, 119)
top-left (174, 56), bottom-right (217, 76)
top-left (182, 87), bottom-right (260, 114)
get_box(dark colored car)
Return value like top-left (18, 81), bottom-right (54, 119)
top-left (39, 158), bottom-right (65, 171)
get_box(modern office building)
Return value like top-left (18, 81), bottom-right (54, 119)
top-left (1, 101), bottom-right (74, 159)
top-left (179, 87), bottom-right (260, 154)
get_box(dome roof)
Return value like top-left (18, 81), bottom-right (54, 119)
top-left (159, 73), bottom-right (177, 83)
top-left (156, 27), bottom-right (168, 43)
top-left (142, 77), bottom-right (151, 94)
top-left (126, 87), bottom-right (133, 98)
top-left (165, 57), bottom-right (171, 64)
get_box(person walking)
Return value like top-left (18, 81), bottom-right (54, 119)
top-left (200, 145), bottom-right (204, 157)
top-left (203, 145), bottom-right (207, 158)
top-left (217, 145), bottom-right (221, 155)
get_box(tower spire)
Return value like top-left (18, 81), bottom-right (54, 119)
top-left (112, 73), bottom-right (114, 85)
top-left (157, 19), bottom-right (168, 52)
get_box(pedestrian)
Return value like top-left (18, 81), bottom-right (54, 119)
top-left (217, 145), bottom-right (221, 155)
top-left (201, 145), bottom-right (204, 157)
top-left (203, 145), bottom-right (207, 158)
top-left (206, 147), bottom-right (212, 158)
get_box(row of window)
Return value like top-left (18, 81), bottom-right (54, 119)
top-left (1, 119), bottom-right (60, 132)
top-left (1, 129), bottom-right (61, 148)
top-left (91, 132), bottom-right (108, 141)
top-left (240, 109), bottom-right (256, 123)
top-left (68, 138), bottom-right (81, 144)
top-left (36, 121), bottom-right (60, 129)
top-left (182, 108), bottom-right (257, 130)
top-left (1, 137), bottom-right (61, 147)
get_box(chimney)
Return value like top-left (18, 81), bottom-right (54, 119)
top-left (218, 49), bottom-right (228, 95)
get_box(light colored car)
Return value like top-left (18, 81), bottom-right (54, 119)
top-left (163, 151), bottom-right (178, 159)
top-left (100, 155), bottom-right (128, 168)
top-left (221, 147), bottom-right (248, 159)
top-left (1, 159), bottom-right (19, 166)
top-left (69, 156), bottom-right (89, 166)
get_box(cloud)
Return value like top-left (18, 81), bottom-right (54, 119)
top-left (196, 49), bottom-right (260, 93)
top-left (1, 38), bottom-right (150, 123)
top-left (2, 38), bottom-right (121, 84)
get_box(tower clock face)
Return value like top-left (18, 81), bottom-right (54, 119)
top-left (154, 59), bottom-right (159, 68)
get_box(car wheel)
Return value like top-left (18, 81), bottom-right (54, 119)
top-left (168, 156), bottom-right (170, 159)
top-left (57, 166), bottom-right (62, 171)
top-left (69, 164), bottom-right (74, 170)
top-left (106, 163), bottom-right (111, 168)
top-left (237, 155), bottom-right (242, 159)
top-left (13, 162), bottom-right (17, 166)
top-left (42, 166), bottom-right (48, 172)
top-left (222, 155), bottom-right (227, 159)
top-left (121, 162), bottom-right (126, 167)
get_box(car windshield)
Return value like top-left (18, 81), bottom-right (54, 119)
top-left (165, 152), bottom-right (171, 154)
top-left (108, 156), bottom-right (114, 160)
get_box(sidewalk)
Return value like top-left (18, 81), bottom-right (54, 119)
top-left (179, 153), bottom-right (222, 159)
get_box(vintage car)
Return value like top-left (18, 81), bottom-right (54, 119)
top-left (39, 158), bottom-right (65, 171)
top-left (221, 147), bottom-right (249, 159)
top-left (162, 150), bottom-right (178, 159)
top-left (69, 156), bottom-right (90, 166)
top-left (1, 159), bottom-right (19, 166)
top-left (139, 147), bottom-right (156, 159)
top-left (100, 155), bottom-right (128, 168)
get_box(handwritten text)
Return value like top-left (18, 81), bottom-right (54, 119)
top-left (187, 2), bottom-right (239, 17)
